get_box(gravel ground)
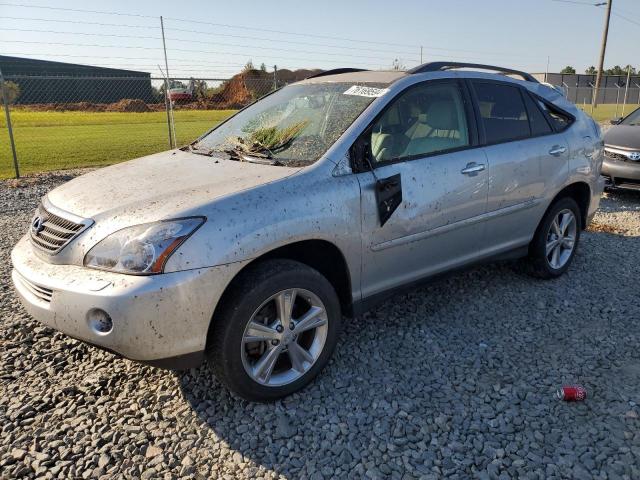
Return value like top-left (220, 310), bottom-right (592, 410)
top-left (1, 171), bottom-right (640, 479)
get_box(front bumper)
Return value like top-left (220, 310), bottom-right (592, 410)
top-left (11, 235), bottom-right (246, 369)
top-left (602, 155), bottom-right (640, 190)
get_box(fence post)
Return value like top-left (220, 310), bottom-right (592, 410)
top-left (273, 65), bottom-right (278, 91)
top-left (622, 66), bottom-right (631, 117)
top-left (0, 68), bottom-right (20, 179)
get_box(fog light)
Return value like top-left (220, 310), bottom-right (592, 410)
top-left (87, 308), bottom-right (113, 335)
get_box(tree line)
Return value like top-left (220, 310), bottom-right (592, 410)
top-left (559, 65), bottom-right (638, 76)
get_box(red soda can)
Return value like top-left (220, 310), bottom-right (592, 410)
top-left (557, 385), bottom-right (587, 401)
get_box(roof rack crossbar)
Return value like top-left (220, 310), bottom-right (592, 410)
top-left (305, 68), bottom-right (369, 79)
top-left (408, 62), bottom-right (538, 83)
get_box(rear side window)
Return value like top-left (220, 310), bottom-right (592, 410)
top-left (472, 82), bottom-right (530, 144)
top-left (535, 99), bottom-right (574, 131)
top-left (523, 93), bottom-right (553, 136)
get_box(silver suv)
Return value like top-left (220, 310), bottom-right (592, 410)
top-left (12, 63), bottom-right (604, 401)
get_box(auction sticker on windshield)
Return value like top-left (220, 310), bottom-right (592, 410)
top-left (343, 85), bottom-right (390, 97)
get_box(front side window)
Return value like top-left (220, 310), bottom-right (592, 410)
top-left (473, 82), bottom-right (530, 144)
top-left (195, 83), bottom-right (383, 166)
top-left (369, 82), bottom-right (470, 163)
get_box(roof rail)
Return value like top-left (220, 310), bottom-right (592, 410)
top-left (407, 62), bottom-right (538, 83)
top-left (305, 68), bottom-right (368, 79)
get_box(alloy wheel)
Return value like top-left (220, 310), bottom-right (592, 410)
top-left (546, 209), bottom-right (577, 269)
top-left (240, 288), bottom-right (328, 387)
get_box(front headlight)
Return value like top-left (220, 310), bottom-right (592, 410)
top-left (84, 217), bottom-right (205, 274)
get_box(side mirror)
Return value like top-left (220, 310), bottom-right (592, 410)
top-left (349, 134), bottom-right (373, 173)
top-left (610, 117), bottom-right (622, 125)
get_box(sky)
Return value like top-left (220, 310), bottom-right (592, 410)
top-left (0, 0), bottom-right (638, 79)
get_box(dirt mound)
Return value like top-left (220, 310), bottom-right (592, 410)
top-left (105, 99), bottom-right (151, 113)
top-left (204, 68), bottom-right (324, 109)
top-left (15, 102), bottom-right (108, 112)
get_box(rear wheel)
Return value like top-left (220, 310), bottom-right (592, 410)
top-left (208, 259), bottom-right (341, 401)
top-left (527, 197), bottom-right (581, 279)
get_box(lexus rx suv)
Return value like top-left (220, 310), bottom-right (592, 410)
top-left (12, 63), bottom-right (605, 401)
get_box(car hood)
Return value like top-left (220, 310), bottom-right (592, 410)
top-left (46, 150), bottom-right (301, 221)
top-left (604, 125), bottom-right (640, 150)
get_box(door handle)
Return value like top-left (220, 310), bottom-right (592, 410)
top-left (460, 162), bottom-right (485, 175)
top-left (549, 145), bottom-right (567, 156)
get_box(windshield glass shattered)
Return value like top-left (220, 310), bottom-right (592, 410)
top-left (192, 83), bottom-right (388, 166)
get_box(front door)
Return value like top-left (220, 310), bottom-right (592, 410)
top-left (356, 80), bottom-right (489, 299)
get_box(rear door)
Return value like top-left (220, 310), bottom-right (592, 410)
top-left (356, 79), bottom-right (489, 299)
top-left (469, 80), bottom-right (569, 251)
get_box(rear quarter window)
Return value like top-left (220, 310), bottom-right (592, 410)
top-left (535, 98), bottom-right (574, 132)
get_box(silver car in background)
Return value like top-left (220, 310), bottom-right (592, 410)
top-left (11, 62), bottom-right (604, 401)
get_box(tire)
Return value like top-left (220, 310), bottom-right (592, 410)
top-left (208, 259), bottom-right (341, 401)
top-left (527, 196), bottom-right (582, 279)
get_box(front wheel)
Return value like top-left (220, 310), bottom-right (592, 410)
top-left (208, 259), bottom-right (341, 401)
top-left (527, 197), bottom-right (582, 279)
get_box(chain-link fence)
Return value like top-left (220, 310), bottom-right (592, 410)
top-left (0, 73), bottom-right (279, 178)
top-left (563, 86), bottom-right (640, 121)
top-left (3, 72), bottom-right (640, 179)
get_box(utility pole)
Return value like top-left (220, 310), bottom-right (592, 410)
top-left (420, 46), bottom-right (423, 64)
top-left (545, 56), bottom-right (550, 83)
top-left (592, 0), bottom-right (612, 108)
top-left (160, 16), bottom-right (175, 148)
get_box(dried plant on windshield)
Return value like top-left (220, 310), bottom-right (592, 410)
top-left (228, 121), bottom-right (309, 158)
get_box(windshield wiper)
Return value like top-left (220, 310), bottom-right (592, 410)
top-left (220, 147), bottom-right (283, 166)
top-left (185, 143), bottom-right (215, 157)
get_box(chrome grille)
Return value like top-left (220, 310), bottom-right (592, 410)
top-left (29, 203), bottom-right (86, 254)
top-left (15, 272), bottom-right (53, 303)
top-left (605, 151), bottom-right (630, 162)
top-left (605, 150), bottom-right (640, 163)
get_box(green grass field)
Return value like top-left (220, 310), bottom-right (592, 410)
top-left (0, 110), bottom-right (235, 179)
top-left (576, 103), bottom-right (636, 123)
top-left (1, 103), bottom-right (638, 179)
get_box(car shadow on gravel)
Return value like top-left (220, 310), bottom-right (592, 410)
top-left (176, 217), bottom-right (640, 478)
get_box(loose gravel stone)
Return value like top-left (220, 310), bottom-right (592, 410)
top-left (1, 172), bottom-right (640, 478)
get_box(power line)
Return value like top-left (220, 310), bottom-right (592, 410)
top-left (2, 4), bottom-right (583, 66)
top-left (0, 2), bottom-right (156, 18)
top-left (3, 14), bottom-right (592, 65)
top-left (0, 40), bottom-right (399, 68)
top-left (3, 16), bottom-right (159, 29)
top-left (3, 17), bottom-right (418, 56)
top-left (552, 0), bottom-right (640, 26)
top-left (0, 28), bottom-right (420, 62)
top-left (610, 10), bottom-right (640, 27)
top-left (0, 1), bottom-right (420, 49)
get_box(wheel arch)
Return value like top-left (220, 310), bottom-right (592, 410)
top-left (549, 181), bottom-right (591, 229)
top-left (205, 239), bottom-right (354, 352)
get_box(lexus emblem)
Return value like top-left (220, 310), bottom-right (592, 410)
top-left (628, 152), bottom-right (640, 161)
top-left (31, 216), bottom-right (45, 236)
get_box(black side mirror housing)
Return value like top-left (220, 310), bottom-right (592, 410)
top-left (610, 117), bottom-right (622, 125)
top-left (349, 134), bottom-right (373, 173)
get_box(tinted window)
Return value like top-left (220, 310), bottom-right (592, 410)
top-left (523, 93), bottom-right (553, 136)
top-left (370, 82), bottom-right (470, 163)
top-left (621, 107), bottom-right (640, 126)
top-left (536, 99), bottom-right (574, 131)
top-left (473, 82), bottom-right (530, 144)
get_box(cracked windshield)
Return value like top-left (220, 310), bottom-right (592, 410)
top-left (193, 83), bottom-right (387, 166)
